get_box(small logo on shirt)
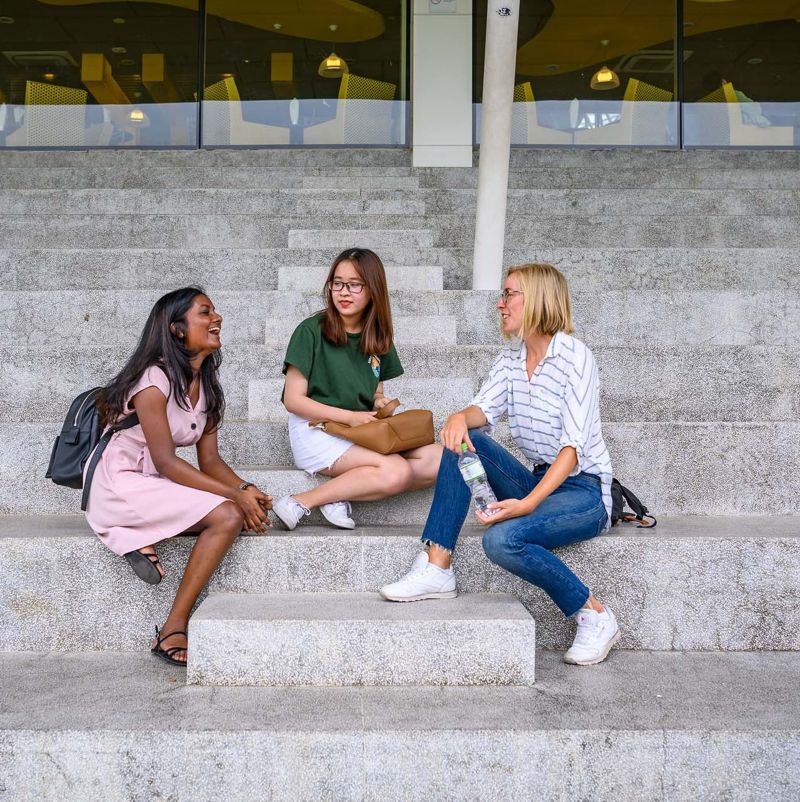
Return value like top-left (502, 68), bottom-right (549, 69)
top-left (368, 354), bottom-right (381, 378)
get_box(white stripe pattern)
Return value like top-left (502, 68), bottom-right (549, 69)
top-left (471, 330), bottom-right (613, 529)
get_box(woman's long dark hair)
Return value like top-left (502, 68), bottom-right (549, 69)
top-left (98, 287), bottom-right (225, 431)
top-left (321, 248), bottom-right (393, 355)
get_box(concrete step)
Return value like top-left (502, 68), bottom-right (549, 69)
top-left (302, 175), bottom-right (420, 191)
top-left (0, 188), bottom-right (427, 217)
top-left (4, 421), bottom-right (796, 516)
top-left (187, 592), bottom-right (536, 687)
top-left (2, 342), bottom-right (798, 425)
top-left (2, 650), bottom-right (797, 801)
top-left (3, 288), bottom-right (799, 348)
top-left (1, 516), bottom-right (798, 652)
top-left (288, 228), bottom-right (435, 249)
top-left (423, 188), bottom-right (800, 217)
top-left (0, 214), bottom-right (436, 249)
top-left (422, 165), bottom-right (800, 190)
top-left (0, 248), bottom-right (456, 291)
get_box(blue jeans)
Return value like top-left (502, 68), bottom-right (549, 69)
top-left (420, 429), bottom-right (607, 617)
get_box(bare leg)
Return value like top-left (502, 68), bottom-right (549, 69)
top-left (292, 446), bottom-right (414, 509)
top-left (152, 501), bottom-right (244, 663)
top-left (403, 443), bottom-right (443, 491)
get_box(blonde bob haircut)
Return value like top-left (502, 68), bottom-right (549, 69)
top-left (504, 263), bottom-right (575, 339)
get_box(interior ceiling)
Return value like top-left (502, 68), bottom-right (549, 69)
top-left (515, 0), bottom-right (800, 76)
top-left (38, 0), bottom-right (386, 41)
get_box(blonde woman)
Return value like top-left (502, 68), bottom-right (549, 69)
top-left (380, 264), bottom-right (618, 666)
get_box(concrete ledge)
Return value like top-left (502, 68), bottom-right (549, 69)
top-left (187, 592), bottom-right (536, 687)
top-left (1, 517), bottom-right (798, 652)
top-left (1, 650), bottom-right (798, 801)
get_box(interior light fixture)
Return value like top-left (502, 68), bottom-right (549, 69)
top-left (747, 57), bottom-right (763, 65)
top-left (111, 46), bottom-right (127, 54)
top-left (43, 72), bottom-right (56, 81)
top-left (0, 16), bottom-right (15, 24)
top-left (273, 22), bottom-right (282, 30)
top-left (129, 108), bottom-right (148, 124)
top-left (590, 65), bottom-right (620, 90)
top-left (319, 23), bottom-right (348, 79)
top-left (112, 17), bottom-right (126, 24)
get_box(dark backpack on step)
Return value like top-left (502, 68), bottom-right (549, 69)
top-left (610, 479), bottom-right (656, 528)
top-left (45, 388), bottom-right (139, 511)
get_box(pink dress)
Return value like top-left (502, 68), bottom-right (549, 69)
top-left (84, 365), bottom-right (228, 555)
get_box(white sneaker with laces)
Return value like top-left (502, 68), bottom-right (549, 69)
top-left (563, 605), bottom-right (620, 665)
top-left (272, 495), bottom-right (310, 531)
top-left (379, 551), bottom-right (457, 602)
top-left (320, 500), bottom-right (356, 529)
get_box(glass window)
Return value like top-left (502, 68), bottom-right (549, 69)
top-left (682, 2), bottom-right (800, 148)
top-left (202, 0), bottom-right (409, 147)
top-left (0, 1), bottom-right (199, 148)
top-left (474, 0), bottom-right (678, 148)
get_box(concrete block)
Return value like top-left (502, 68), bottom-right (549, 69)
top-left (0, 651), bottom-right (798, 801)
top-left (302, 175), bottom-right (420, 191)
top-left (278, 263), bottom-right (444, 291)
top-left (1, 516), bottom-right (798, 652)
top-left (187, 592), bottom-right (536, 686)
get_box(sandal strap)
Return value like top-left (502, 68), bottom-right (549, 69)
top-left (161, 646), bottom-right (187, 659)
top-left (155, 628), bottom-right (188, 646)
top-left (138, 550), bottom-right (162, 565)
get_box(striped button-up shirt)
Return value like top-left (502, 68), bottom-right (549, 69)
top-left (471, 330), bottom-right (613, 528)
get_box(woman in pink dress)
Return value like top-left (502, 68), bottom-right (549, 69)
top-left (86, 286), bottom-right (272, 667)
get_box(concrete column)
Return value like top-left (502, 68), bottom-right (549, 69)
top-left (472, 0), bottom-right (520, 290)
top-left (412, 0), bottom-right (473, 167)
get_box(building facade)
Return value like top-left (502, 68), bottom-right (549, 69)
top-left (1, 0), bottom-right (799, 159)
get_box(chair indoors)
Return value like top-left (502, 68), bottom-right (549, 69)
top-left (573, 78), bottom-right (673, 146)
top-left (202, 77), bottom-right (289, 146)
top-left (696, 80), bottom-right (793, 147)
top-left (511, 82), bottom-right (573, 145)
top-left (5, 81), bottom-right (88, 147)
top-left (303, 73), bottom-right (397, 146)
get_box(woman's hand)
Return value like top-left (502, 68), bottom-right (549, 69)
top-left (441, 412), bottom-right (473, 453)
top-left (348, 411), bottom-right (378, 427)
top-left (233, 488), bottom-right (271, 533)
top-left (373, 396), bottom-right (393, 411)
top-left (475, 497), bottom-right (533, 525)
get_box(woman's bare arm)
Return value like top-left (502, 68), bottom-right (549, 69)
top-left (282, 365), bottom-right (376, 427)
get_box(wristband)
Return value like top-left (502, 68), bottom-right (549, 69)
top-left (238, 481), bottom-right (254, 492)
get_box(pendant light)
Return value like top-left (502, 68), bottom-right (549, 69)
top-left (318, 24), bottom-right (349, 79)
top-left (590, 65), bottom-right (620, 90)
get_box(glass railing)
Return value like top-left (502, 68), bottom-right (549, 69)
top-left (475, 100), bottom-right (679, 147)
top-left (201, 98), bottom-right (409, 147)
top-left (0, 101), bottom-right (198, 148)
top-left (683, 101), bottom-right (798, 148)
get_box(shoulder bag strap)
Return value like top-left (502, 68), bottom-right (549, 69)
top-left (80, 413), bottom-right (140, 511)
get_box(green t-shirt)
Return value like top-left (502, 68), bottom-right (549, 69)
top-left (282, 314), bottom-right (404, 412)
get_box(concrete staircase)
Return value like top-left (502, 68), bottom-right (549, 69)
top-left (1, 147), bottom-right (799, 800)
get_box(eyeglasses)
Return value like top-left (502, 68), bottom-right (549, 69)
top-left (329, 279), bottom-right (365, 295)
top-left (499, 289), bottom-right (524, 304)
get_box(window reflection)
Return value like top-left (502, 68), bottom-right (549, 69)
top-left (0, 0), bottom-right (199, 148)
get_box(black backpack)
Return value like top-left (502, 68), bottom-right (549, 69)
top-left (610, 479), bottom-right (656, 528)
top-left (45, 388), bottom-right (139, 511)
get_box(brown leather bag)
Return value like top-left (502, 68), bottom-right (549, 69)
top-left (309, 399), bottom-right (434, 455)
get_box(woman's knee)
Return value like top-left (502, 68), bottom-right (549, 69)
top-left (379, 455), bottom-right (414, 494)
top-left (482, 523), bottom-right (518, 565)
top-left (207, 500), bottom-right (244, 535)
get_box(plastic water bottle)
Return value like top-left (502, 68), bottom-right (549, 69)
top-left (458, 443), bottom-right (498, 513)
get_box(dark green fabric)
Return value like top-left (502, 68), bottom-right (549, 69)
top-left (282, 315), bottom-right (404, 412)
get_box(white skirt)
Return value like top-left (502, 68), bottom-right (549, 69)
top-left (288, 412), bottom-right (353, 475)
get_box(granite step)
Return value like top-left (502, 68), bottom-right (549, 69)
top-left (2, 650), bottom-right (797, 801)
top-left (187, 592), bottom-right (536, 687)
top-left (1, 516), bottom-right (797, 652)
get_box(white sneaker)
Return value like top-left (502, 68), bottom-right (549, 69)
top-left (272, 495), bottom-right (310, 531)
top-left (379, 551), bottom-right (457, 602)
top-left (563, 605), bottom-right (620, 666)
top-left (320, 500), bottom-right (356, 529)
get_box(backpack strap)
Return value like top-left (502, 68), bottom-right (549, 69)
top-left (80, 414), bottom-right (140, 511)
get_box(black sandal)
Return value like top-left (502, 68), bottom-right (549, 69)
top-left (124, 549), bottom-right (163, 585)
top-left (151, 626), bottom-right (188, 667)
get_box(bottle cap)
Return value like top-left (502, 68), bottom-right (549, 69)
top-left (460, 442), bottom-right (468, 452)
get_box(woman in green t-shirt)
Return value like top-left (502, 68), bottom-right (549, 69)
top-left (272, 248), bottom-right (442, 530)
